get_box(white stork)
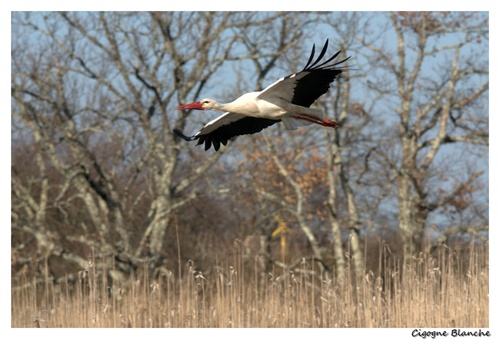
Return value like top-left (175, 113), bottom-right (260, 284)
top-left (174, 39), bottom-right (350, 151)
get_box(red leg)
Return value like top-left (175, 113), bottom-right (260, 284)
top-left (294, 114), bottom-right (339, 128)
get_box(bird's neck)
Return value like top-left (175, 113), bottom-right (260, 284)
top-left (215, 102), bottom-right (231, 112)
top-left (217, 100), bottom-right (245, 112)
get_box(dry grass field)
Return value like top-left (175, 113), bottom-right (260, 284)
top-left (11, 241), bottom-right (488, 328)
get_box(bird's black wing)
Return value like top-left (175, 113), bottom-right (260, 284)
top-left (174, 113), bottom-right (279, 151)
top-left (258, 39), bottom-right (350, 108)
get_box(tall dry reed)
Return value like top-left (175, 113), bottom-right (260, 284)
top-left (11, 241), bottom-right (488, 328)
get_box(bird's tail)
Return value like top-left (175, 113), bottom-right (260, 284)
top-left (281, 117), bottom-right (299, 130)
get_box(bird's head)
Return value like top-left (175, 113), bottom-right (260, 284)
top-left (176, 98), bottom-right (216, 111)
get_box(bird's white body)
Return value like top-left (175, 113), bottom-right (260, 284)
top-left (202, 92), bottom-right (324, 129)
top-left (174, 39), bottom-right (349, 151)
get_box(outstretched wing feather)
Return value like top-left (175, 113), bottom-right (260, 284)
top-left (173, 115), bottom-right (279, 151)
top-left (258, 40), bottom-right (350, 108)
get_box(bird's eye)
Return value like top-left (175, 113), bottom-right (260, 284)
top-left (203, 100), bottom-right (210, 104)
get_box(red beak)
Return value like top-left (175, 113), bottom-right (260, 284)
top-left (176, 102), bottom-right (204, 110)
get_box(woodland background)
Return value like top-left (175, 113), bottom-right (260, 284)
top-left (11, 12), bottom-right (488, 291)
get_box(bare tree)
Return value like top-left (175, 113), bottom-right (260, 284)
top-left (358, 12), bottom-right (488, 259)
top-left (320, 12), bottom-right (372, 282)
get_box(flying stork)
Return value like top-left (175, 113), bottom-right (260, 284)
top-left (174, 39), bottom-right (350, 151)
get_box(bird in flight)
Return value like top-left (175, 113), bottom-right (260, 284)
top-left (174, 39), bottom-right (350, 151)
